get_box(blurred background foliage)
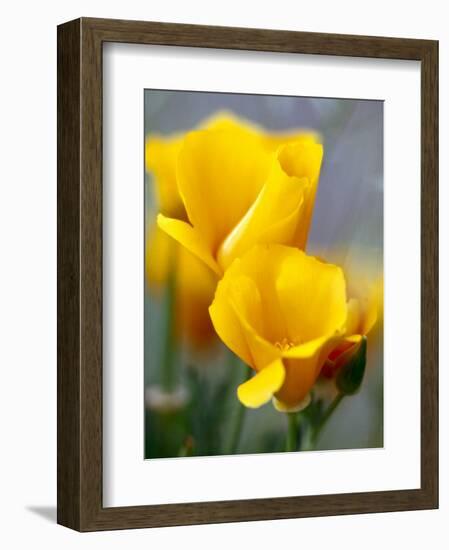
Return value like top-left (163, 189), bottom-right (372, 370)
top-left (144, 90), bottom-right (383, 459)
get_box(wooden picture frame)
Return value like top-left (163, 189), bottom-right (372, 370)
top-left (57, 17), bottom-right (438, 531)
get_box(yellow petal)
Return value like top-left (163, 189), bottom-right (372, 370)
top-left (278, 141), bottom-right (323, 248)
top-left (176, 129), bottom-right (272, 254)
top-left (237, 359), bottom-right (285, 408)
top-left (274, 331), bottom-right (344, 408)
top-left (283, 334), bottom-right (339, 360)
top-left (344, 334), bottom-right (363, 344)
top-left (228, 278), bottom-right (283, 370)
top-left (217, 140), bottom-right (323, 269)
top-left (217, 155), bottom-right (308, 269)
top-left (263, 132), bottom-right (321, 151)
top-left (274, 360), bottom-right (317, 407)
top-left (157, 214), bottom-right (221, 276)
top-left (209, 267), bottom-right (279, 369)
top-left (275, 251), bottom-right (347, 343)
top-left (202, 110), bottom-right (321, 151)
top-left (209, 288), bottom-right (253, 367)
top-left (278, 139), bottom-right (323, 182)
top-left (214, 245), bottom-right (289, 344)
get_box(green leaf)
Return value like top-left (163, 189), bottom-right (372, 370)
top-left (336, 336), bottom-right (367, 395)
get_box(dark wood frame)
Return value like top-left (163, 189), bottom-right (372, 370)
top-left (57, 17), bottom-right (438, 532)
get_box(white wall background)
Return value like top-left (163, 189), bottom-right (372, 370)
top-left (0, 0), bottom-right (446, 548)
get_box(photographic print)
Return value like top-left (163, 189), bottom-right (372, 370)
top-left (144, 90), bottom-right (384, 460)
top-left (57, 18), bottom-right (438, 530)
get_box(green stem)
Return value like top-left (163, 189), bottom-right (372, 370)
top-left (312, 393), bottom-right (345, 445)
top-left (161, 256), bottom-right (177, 392)
top-left (285, 413), bottom-right (299, 452)
top-left (224, 358), bottom-right (251, 455)
top-left (178, 436), bottom-right (194, 457)
top-left (225, 400), bottom-right (245, 455)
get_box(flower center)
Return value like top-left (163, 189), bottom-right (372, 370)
top-left (274, 337), bottom-right (298, 352)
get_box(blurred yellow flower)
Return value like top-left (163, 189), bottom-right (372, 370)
top-left (321, 269), bottom-right (382, 378)
top-left (147, 115), bottom-right (249, 348)
top-left (209, 244), bottom-right (378, 412)
top-left (146, 224), bottom-right (217, 349)
top-left (152, 112), bottom-right (323, 274)
top-left (145, 136), bottom-right (185, 218)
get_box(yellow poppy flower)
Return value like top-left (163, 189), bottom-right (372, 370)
top-left (145, 224), bottom-right (217, 349)
top-left (152, 113), bottom-right (323, 274)
top-left (146, 111), bottom-right (266, 217)
top-left (209, 244), bottom-right (378, 412)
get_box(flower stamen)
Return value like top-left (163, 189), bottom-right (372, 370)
top-left (275, 337), bottom-right (298, 352)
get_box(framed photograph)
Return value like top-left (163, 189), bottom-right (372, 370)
top-left (57, 17), bottom-right (438, 531)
